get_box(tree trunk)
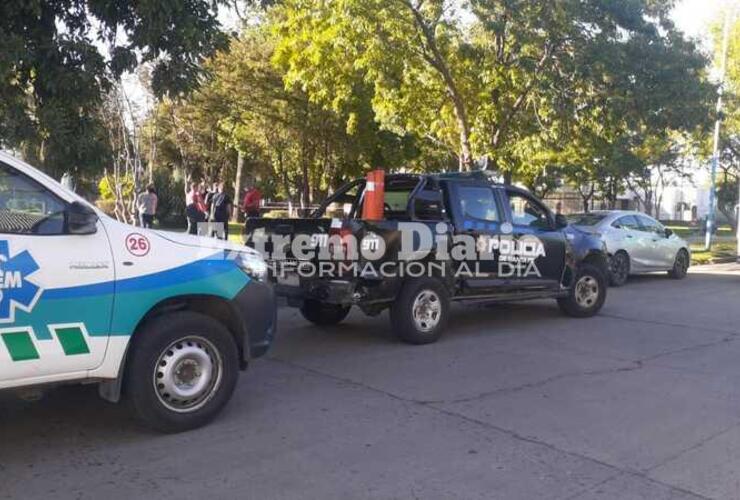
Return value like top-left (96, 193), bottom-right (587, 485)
top-left (405, 1), bottom-right (472, 171)
top-left (233, 150), bottom-right (245, 222)
top-left (452, 98), bottom-right (473, 171)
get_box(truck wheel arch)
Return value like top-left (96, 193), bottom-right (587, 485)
top-left (98, 294), bottom-right (249, 404)
top-left (582, 251), bottom-right (609, 280)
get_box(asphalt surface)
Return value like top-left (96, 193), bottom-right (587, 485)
top-left (4, 265), bottom-right (740, 499)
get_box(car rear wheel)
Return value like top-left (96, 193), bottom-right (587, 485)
top-left (609, 251), bottom-right (630, 287)
top-left (558, 263), bottom-right (607, 318)
top-left (124, 311), bottom-right (239, 433)
top-left (668, 249), bottom-right (689, 279)
top-left (300, 299), bottom-right (351, 326)
top-left (390, 278), bottom-right (450, 344)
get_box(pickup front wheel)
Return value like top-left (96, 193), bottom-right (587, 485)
top-left (557, 264), bottom-right (607, 318)
top-left (391, 278), bottom-right (450, 344)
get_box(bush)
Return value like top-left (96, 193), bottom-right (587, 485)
top-left (98, 175), bottom-right (134, 201)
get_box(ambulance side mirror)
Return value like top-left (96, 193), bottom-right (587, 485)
top-left (66, 201), bottom-right (98, 235)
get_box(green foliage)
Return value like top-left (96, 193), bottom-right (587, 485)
top-left (715, 15), bottom-right (740, 176)
top-left (0, 0), bottom-right (720, 211)
top-left (146, 24), bottom-right (431, 205)
top-left (274, 0), bottom-right (714, 186)
top-left (98, 174), bottom-right (134, 201)
top-left (274, 0), bottom-right (475, 169)
top-left (0, 0), bottom-right (229, 178)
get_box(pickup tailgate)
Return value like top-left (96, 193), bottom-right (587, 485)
top-left (245, 217), bottom-right (333, 259)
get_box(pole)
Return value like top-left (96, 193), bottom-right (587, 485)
top-left (233, 150), bottom-right (244, 222)
top-left (706, 7), bottom-right (733, 251)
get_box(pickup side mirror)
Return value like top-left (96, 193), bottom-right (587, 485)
top-left (66, 201), bottom-right (98, 235)
top-left (664, 228), bottom-right (673, 238)
top-left (554, 213), bottom-right (568, 229)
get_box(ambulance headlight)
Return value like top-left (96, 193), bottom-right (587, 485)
top-left (236, 252), bottom-right (268, 282)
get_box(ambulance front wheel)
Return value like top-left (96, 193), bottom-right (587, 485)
top-left (124, 311), bottom-right (240, 433)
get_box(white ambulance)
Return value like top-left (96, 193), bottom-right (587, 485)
top-left (0, 151), bottom-right (276, 432)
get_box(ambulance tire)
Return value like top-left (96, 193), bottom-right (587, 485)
top-left (124, 312), bottom-right (239, 433)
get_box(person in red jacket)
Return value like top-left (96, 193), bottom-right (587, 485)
top-left (241, 183), bottom-right (262, 218)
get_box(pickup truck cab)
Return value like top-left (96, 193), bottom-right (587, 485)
top-left (0, 151), bottom-right (275, 432)
top-left (246, 171), bottom-right (608, 345)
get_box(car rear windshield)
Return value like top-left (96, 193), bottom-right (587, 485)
top-left (567, 213), bottom-right (606, 226)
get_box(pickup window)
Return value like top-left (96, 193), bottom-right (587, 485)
top-left (459, 186), bottom-right (500, 222)
top-left (507, 190), bottom-right (551, 229)
top-left (413, 189), bottom-right (445, 221)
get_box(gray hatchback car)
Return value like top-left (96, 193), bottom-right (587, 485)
top-left (567, 211), bottom-right (690, 286)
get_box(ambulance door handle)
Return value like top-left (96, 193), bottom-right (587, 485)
top-left (123, 261), bottom-right (134, 266)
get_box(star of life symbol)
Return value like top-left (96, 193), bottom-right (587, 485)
top-left (0, 240), bottom-right (42, 323)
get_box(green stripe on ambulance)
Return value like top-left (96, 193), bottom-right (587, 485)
top-left (1, 324), bottom-right (90, 361)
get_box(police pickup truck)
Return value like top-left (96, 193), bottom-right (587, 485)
top-left (0, 151), bottom-right (275, 432)
top-left (246, 172), bottom-right (608, 345)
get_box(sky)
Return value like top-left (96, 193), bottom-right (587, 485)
top-left (672, 0), bottom-right (730, 51)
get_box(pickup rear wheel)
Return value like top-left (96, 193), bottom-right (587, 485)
top-left (124, 311), bottom-right (239, 433)
top-left (391, 278), bottom-right (450, 344)
top-left (300, 300), bottom-right (351, 326)
top-left (557, 263), bottom-right (607, 318)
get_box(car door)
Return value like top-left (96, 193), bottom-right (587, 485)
top-left (609, 215), bottom-right (649, 271)
top-left (448, 182), bottom-right (510, 294)
top-left (504, 189), bottom-right (566, 290)
top-left (635, 214), bottom-right (673, 268)
top-left (0, 161), bottom-right (114, 385)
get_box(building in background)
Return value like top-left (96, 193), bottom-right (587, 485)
top-left (544, 165), bottom-right (712, 223)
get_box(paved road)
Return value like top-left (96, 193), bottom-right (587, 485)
top-left (3, 266), bottom-right (740, 499)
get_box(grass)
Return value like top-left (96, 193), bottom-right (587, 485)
top-left (228, 222), bottom-right (244, 244)
top-left (665, 224), bottom-right (734, 239)
top-left (690, 241), bottom-right (736, 265)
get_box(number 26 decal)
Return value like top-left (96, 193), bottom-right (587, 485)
top-left (126, 233), bottom-right (151, 257)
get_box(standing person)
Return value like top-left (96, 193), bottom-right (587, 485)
top-left (185, 182), bottom-right (206, 235)
top-left (209, 181), bottom-right (232, 240)
top-left (204, 181), bottom-right (218, 212)
top-left (196, 182), bottom-right (208, 213)
top-left (137, 184), bottom-right (158, 228)
top-left (241, 183), bottom-right (262, 218)
top-left (60, 171), bottom-right (76, 192)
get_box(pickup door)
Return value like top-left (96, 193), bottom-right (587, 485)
top-left (502, 188), bottom-right (566, 290)
top-left (447, 181), bottom-right (511, 294)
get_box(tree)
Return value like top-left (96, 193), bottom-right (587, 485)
top-left (144, 25), bottom-right (427, 213)
top-left (711, 13), bottom-right (740, 228)
top-left (273, 0), bottom-right (714, 184)
top-left (98, 85), bottom-right (144, 224)
top-left (274, 0), bottom-right (476, 170)
top-left (0, 0), bottom-right (229, 178)
top-left (549, 8), bottom-right (715, 209)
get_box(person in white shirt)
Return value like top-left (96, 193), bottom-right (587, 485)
top-left (137, 185), bottom-right (158, 228)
